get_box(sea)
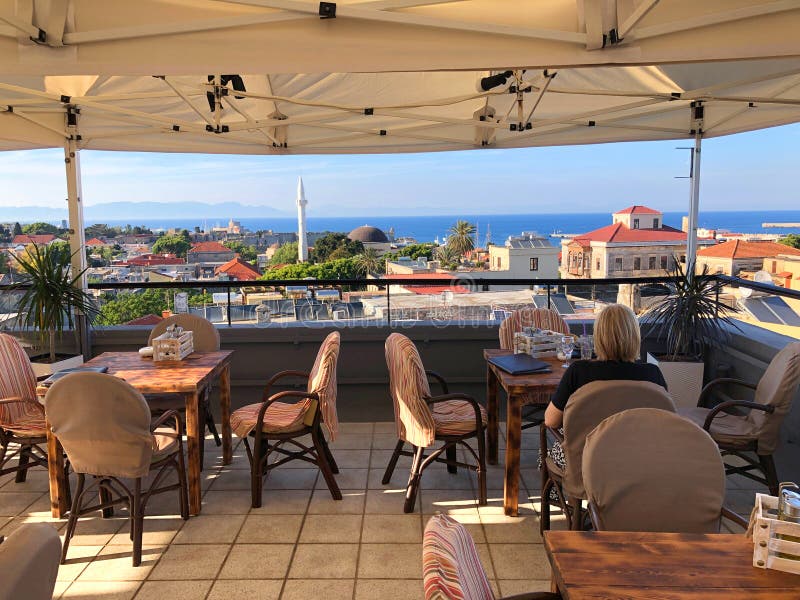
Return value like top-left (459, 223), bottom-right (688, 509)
top-left (102, 210), bottom-right (800, 246)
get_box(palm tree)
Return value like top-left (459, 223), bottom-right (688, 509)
top-left (436, 244), bottom-right (461, 270)
top-left (354, 248), bottom-right (384, 276)
top-left (447, 220), bottom-right (476, 257)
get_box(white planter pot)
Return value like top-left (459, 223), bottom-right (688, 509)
top-left (30, 354), bottom-right (84, 378)
top-left (646, 353), bottom-right (704, 410)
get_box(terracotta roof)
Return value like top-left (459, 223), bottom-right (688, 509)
top-left (777, 271), bottom-right (794, 278)
top-left (698, 240), bottom-right (800, 259)
top-left (215, 257), bottom-right (261, 281)
top-left (189, 241), bottom-right (231, 253)
top-left (12, 234), bottom-right (56, 245)
top-left (613, 205), bottom-right (662, 215)
top-left (125, 313), bottom-right (164, 325)
top-left (576, 222), bottom-right (686, 243)
top-left (386, 273), bottom-right (456, 280)
top-left (128, 253), bottom-right (185, 266)
top-left (85, 237), bottom-right (107, 246)
top-left (386, 273), bottom-right (469, 294)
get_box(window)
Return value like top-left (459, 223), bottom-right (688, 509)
top-left (596, 259), bottom-right (601, 271)
top-left (496, 257), bottom-right (502, 269)
top-left (633, 218), bottom-right (640, 229)
top-left (772, 261), bottom-right (778, 272)
top-left (529, 257), bottom-right (539, 271)
top-left (648, 256), bottom-right (657, 270)
top-left (653, 218), bottom-right (660, 229)
top-left (680, 255), bottom-right (686, 264)
top-left (614, 257), bottom-right (623, 271)
top-left (660, 255), bottom-right (668, 270)
top-left (633, 256), bottom-right (641, 270)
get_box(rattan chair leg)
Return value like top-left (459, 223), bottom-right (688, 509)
top-left (568, 498), bottom-right (584, 531)
top-left (313, 426), bottom-right (342, 500)
top-left (203, 393), bottom-right (222, 447)
top-left (382, 439), bottom-right (405, 484)
top-left (14, 446), bottom-right (30, 483)
top-left (758, 454), bottom-right (780, 496)
top-left (99, 484), bottom-right (114, 518)
top-left (131, 479), bottom-right (143, 567)
top-left (477, 429), bottom-right (488, 506)
top-left (176, 447), bottom-right (190, 520)
top-left (446, 445), bottom-right (458, 474)
top-left (61, 473), bottom-right (85, 564)
top-left (319, 434), bottom-right (339, 474)
top-left (540, 477), bottom-right (552, 534)
top-left (404, 446), bottom-right (425, 513)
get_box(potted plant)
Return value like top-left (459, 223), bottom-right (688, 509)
top-left (641, 259), bottom-right (737, 409)
top-left (11, 243), bottom-right (99, 377)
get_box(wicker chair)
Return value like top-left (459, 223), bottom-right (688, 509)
top-left (231, 331), bottom-right (341, 508)
top-left (583, 408), bottom-right (747, 532)
top-left (423, 514), bottom-right (561, 600)
top-left (498, 307), bottom-right (571, 430)
top-left (0, 523), bottom-right (61, 600)
top-left (383, 333), bottom-right (487, 513)
top-left (679, 342), bottom-right (800, 496)
top-left (540, 380), bottom-right (675, 533)
top-left (0, 333), bottom-right (51, 483)
top-left (147, 314), bottom-right (221, 467)
top-left (46, 372), bottom-right (189, 567)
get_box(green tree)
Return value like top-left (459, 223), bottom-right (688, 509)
top-left (260, 257), bottom-right (359, 281)
top-left (311, 232), bottom-right (363, 263)
top-left (22, 222), bottom-right (61, 235)
top-left (12, 222), bottom-right (22, 236)
top-left (270, 241), bottom-right (299, 265)
top-left (354, 248), bottom-right (384, 276)
top-left (96, 289), bottom-right (170, 325)
top-left (223, 240), bottom-right (258, 262)
top-left (446, 220), bottom-right (476, 257)
top-left (85, 223), bottom-right (113, 239)
top-left (398, 243), bottom-right (436, 260)
top-left (152, 234), bottom-right (191, 258)
top-left (779, 234), bottom-right (800, 250)
top-left (436, 244), bottom-right (461, 270)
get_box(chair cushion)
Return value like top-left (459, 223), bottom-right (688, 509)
top-left (151, 427), bottom-right (179, 461)
top-left (0, 399), bottom-right (46, 437)
top-left (432, 400), bottom-right (487, 437)
top-left (545, 455), bottom-right (564, 481)
top-left (678, 407), bottom-right (756, 449)
top-left (231, 401), bottom-right (314, 438)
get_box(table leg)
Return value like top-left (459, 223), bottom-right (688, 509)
top-left (220, 364), bottom-right (232, 465)
top-left (504, 393), bottom-right (522, 517)
top-left (486, 365), bottom-right (499, 465)
top-left (184, 391), bottom-right (202, 516)
top-left (46, 426), bottom-right (68, 518)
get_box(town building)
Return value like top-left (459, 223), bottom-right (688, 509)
top-left (696, 239), bottom-right (800, 277)
top-left (764, 253), bottom-right (800, 291)
top-left (347, 226), bottom-right (392, 255)
top-left (215, 257), bottom-right (262, 281)
top-left (12, 233), bottom-right (57, 246)
top-left (488, 232), bottom-right (559, 279)
top-left (187, 241), bottom-right (236, 264)
top-left (560, 205), bottom-right (713, 279)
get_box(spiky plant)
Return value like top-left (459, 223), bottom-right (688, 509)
top-left (354, 248), bottom-right (384, 276)
top-left (446, 220), bottom-right (476, 257)
top-left (641, 258), bottom-right (737, 361)
top-left (11, 243), bottom-right (98, 362)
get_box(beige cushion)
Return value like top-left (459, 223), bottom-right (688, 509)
top-left (678, 407), bottom-right (756, 449)
top-left (149, 314), bottom-right (220, 352)
top-left (583, 408), bottom-right (725, 533)
top-left (561, 380), bottom-right (675, 499)
top-left (749, 342), bottom-right (800, 454)
top-left (432, 400), bottom-right (487, 436)
top-left (0, 523), bottom-right (61, 600)
top-left (151, 427), bottom-right (179, 461)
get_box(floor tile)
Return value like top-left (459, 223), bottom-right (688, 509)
top-left (76, 545), bottom-right (161, 582)
top-left (61, 516), bottom-right (127, 546)
top-left (206, 579), bottom-right (282, 600)
top-left (368, 466), bottom-right (409, 490)
top-left (355, 579), bottom-right (424, 600)
top-left (498, 579), bottom-right (553, 597)
top-left (218, 544), bottom-right (294, 580)
top-left (250, 489), bottom-right (312, 514)
top-left (281, 579), bottom-right (354, 600)
top-left (361, 514), bottom-right (422, 543)
top-left (308, 489), bottom-right (365, 514)
top-left (207, 468), bottom-right (252, 491)
top-left (420, 489), bottom-right (480, 516)
top-left (236, 514), bottom-right (304, 544)
top-left (365, 489), bottom-right (418, 514)
top-left (261, 469), bottom-right (319, 490)
top-left (372, 433), bottom-right (402, 449)
top-left (358, 543), bottom-right (421, 579)
top-left (489, 544), bottom-right (550, 580)
top-left (373, 422), bottom-right (397, 433)
top-left (134, 580), bottom-right (212, 599)
top-left (328, 434), bottom-right (372, 450)
top-left (339, 422), bottom-right (375, 435)
top-left (325, 449), bottom-right (371, 469)
top-left (60, 580), bottom-right (140, 599)
top-left (370, 449), bottom-right (411, 470)
top-left (321, 468), bottom-right (367, 490)
top-left (201, 491), bottom-right (253, 515)
top-left (299, 514), bottom-right (362, 543)
top-left (108, 517), bottom-right (183, 546)
top-left (173, 514), bottom-right (245, 544)
top-left (57, 545), bottom-right (105, 582)
top-left (481, 514), bottom-right (542, 544)
top-left (0, 491), bottom-right (43, 516)
top-left (289, 544), bottom-right (359, 579)
top-left (148, 543), bottom-right (228, 580)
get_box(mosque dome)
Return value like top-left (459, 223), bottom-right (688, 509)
top-left (347, 226), bottom-right (389, 243)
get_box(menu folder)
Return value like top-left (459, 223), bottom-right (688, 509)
top-left (40, 365), bottom-right (109, 387)
top-left (488, 354), bottom-right (552, 376)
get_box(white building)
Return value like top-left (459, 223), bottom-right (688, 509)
top-left (488, 232), bottom-right (560, 278)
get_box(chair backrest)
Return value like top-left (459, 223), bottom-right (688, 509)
top-left (0, 523), bottom-right (61, 600)
top-left (45, 372), bottom-right (154, 479)
top-left (423, 514), bottom-right (494, 600)
top-left (0, 333), bottom-right (40, 429)
top-left (561, 380), bottom-right (675, 499)
top-left (148, 314), bottom-right (220, 352)
top-left (307, 331), bottom-right (341, 441)
top-left (498, 307), bottom-right (570, 350)
top-left (583, 408), bottom-right (726, 533)
top-left (749, 342), bottom-right (800, 454)
top-left (385, 332), bottom-right (436, 448)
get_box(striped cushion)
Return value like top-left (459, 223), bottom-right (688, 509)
top-left (385, 333), bottom-right (437, 448)
top-left (0, 334), bottom-right (43, 437)
top-left (423, 514), bottom-right (494, 600)
top-left (231, 400), bottom-right (313, 438)
top-left (498, 307), bottom-right (570, 350)
top-left (433, 400), bottom-right (487, 437)
top-left (0, 398), bottom-right (46, 437)
top-left (307, 332), bottom-right (340, 442)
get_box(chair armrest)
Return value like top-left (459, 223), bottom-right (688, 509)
top-left (426, 392), bottom-right (483, 432)
top-left (262, 370), bottom-right (311, 401)
top-left (722, 506), bottom-right (749, 529)
top-left (0, 396), bottom-right (45, 414)
top-left (698, 378), bottom-right (757, 408)
top-left (150, 409), bottom-right (182, 437)
top-left (425, 370), bottom-right (449, 395)
top-left (256, 390), bottom-right (320, 426)
top-left (703, 400), bottom-right (774, 431)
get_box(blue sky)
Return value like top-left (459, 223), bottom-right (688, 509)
top-left (1, 123), bottom-right (798, 217)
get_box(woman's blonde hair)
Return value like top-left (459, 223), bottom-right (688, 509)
top-left (594, 303), bottom-right (640, 362)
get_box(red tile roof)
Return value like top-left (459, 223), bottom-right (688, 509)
top-left (86, 237), bottom-right (107, 247)
top-left (190, 241), bottom-right (231, 253)
top-left (125, 314), bottom-right (164, 326)
top-left (215, 257), bottom-right (261, 281)
top-left (613, 205), bottom-right (662, 215)
top-left (698, 240), bottom-right (800, 259)
top-left (128, 253), bottom-right (185, 266)
top-left (576, 222), bottom-right (686, 244)
top-left (777, 271), bottom-right (794, 278)
top-left (12, 234), bottom-right (56, 245)
top-left (386, 273), bottom-right (469, 294)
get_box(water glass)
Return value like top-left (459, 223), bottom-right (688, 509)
top-left (560, 335), bottom-right (575, 369)
top-left (579, 335), bottom-right (594, 360)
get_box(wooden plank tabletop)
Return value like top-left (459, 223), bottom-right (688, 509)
top-left (483, 348), bottom-right (565, 395)
top-left (82, 350), bottom-right (234, 394)
top-left (544, 531), bottom-right (800, 599)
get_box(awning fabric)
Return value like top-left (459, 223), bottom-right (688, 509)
top-left (0, 1), bottom-right (799, 155)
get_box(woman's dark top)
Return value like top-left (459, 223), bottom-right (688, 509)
top-left (550, 359), bottom-right (667, 411)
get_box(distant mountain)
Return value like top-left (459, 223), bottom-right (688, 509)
top-left (1, 201), bottom-right (289, 223)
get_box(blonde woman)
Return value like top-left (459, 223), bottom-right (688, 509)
top-left (542, 304), bottom-right (666, 468)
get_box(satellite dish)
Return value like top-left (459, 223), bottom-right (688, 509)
top-left (739, 286), bottom-right (752, 299)
top-left (753, 271), bottom-right (773, 284)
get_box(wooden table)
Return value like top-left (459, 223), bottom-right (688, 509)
top-left (45, 350), bottom-right (233, 518)
top-left (484, 349), bottom-right (565, 516)
top-left (545, 530), bottom-right (800, 599)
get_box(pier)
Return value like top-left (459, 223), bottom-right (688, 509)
top-left (762, 222), bottom-right (800, 228)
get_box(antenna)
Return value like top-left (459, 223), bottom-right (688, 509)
top-left (485, 224), bottom-right (492, 247)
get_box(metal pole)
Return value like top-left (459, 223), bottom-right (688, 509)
top-left (686, 132), bottom-right (702, 279)
top-left (64, 133), bottom-right (89, 359)
top-left (386, 283), bottom-right (391, 327)
top-left (226, 285), bottom-right (232, 326)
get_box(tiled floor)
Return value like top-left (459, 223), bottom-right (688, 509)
top-left (0, 422), bottom-right (754, 600)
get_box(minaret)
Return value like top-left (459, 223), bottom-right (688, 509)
top-left (296, 176), bottom-right (308, 262)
